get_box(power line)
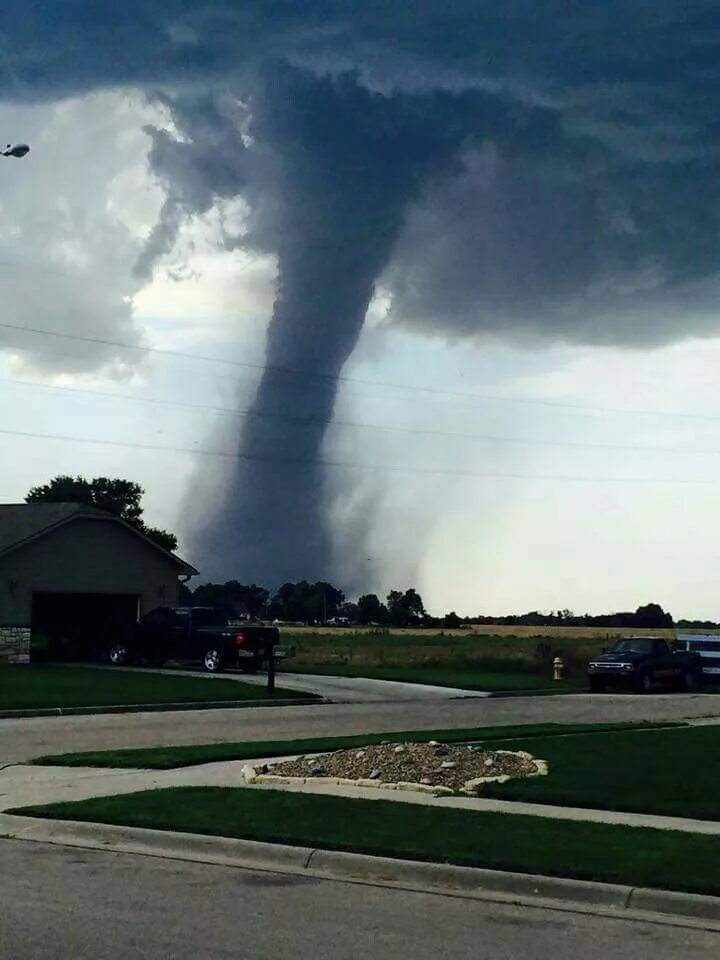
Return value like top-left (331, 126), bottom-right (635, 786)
top-left (4, 373), bottom-right (720, 457)
top-left (1, 423), bottom-right (719, 485)
top-left (1, 318), bottom-right (717, 421)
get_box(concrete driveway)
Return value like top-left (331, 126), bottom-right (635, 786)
top-left (216, 668), bottom-right (487, 702)
top-left (82, 662), bottom-right (487, 703)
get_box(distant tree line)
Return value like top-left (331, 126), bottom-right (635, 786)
top-left (178, 580), bottom-right (677, 630)
top-left (179, 580), bottom-right (428, 627)
top-left (470, 603), bottom-right (675, 629)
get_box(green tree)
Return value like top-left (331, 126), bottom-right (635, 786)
top-left (356, 593), bottom-right (388, 625)
top-left (192, 581), bottom-right (270, 619)
top-left (386, 588), bottom-right (425, 626)
top-left (634, 603), bottom-right (674, 627)
top-left (269, 581), bottom-right (344, 623)
top-left (26, 474), bottom-right (178, 552)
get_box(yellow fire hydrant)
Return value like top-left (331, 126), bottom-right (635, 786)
top-left (553, 656), bottom-right (564, 681)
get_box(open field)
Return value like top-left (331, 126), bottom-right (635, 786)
top-left (0, 665), bottom-right (306, 710)
top-left (280, 628), bottom-right (612, 680)
top-left (14, 784), bottom-right (720, 896)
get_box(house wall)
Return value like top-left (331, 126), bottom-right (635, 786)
top-left (0, 517), bottom-right (183, 664)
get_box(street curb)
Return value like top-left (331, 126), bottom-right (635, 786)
top-left (0, 698), bottom-right (324, 719)
top-left (1, 814), bottom-right (718, 928)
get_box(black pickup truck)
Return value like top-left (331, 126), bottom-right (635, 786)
top-left (107, 606), bottom-right (279, 673)
top-left (587, 637), bottom-right (702, 693)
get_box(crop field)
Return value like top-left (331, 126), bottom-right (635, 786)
top-left (278, 626), bottom-right (613, 678)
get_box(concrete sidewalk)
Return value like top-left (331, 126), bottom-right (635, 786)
top-left (4, 756), bottom-right (720, 837)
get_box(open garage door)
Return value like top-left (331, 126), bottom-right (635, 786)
top-left (32, 592), bottom-right (139, 661)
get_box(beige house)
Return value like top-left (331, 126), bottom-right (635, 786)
top-left (0, 503), bottom-right (196, 663)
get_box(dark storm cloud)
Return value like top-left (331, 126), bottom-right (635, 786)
top-left (1, 2), bottom-right (719, 350)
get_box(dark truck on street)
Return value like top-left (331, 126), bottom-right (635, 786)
top-left (587, 636), bottom-right (703, 693)
top-left (107, 606), bottom-right (279, 673)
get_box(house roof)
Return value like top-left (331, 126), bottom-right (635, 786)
top-left (0, 502), bottom-right (197, 575)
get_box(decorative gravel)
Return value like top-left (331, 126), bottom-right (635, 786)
top-left (261, 741), bottom-right (544, 793)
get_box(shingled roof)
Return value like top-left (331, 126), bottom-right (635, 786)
top-left (0, 502), bottom-right (197, 574)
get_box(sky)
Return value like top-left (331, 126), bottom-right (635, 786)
top-left (1, 3), bottom-right (720, 617)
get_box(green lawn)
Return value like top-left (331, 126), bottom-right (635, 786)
top-left (0, 665), bottom-right (308, 710)
top-left (12, 785), bottom-right (720, 896)
top-left (285, 663), bottom-right (582, 692)
top-left (480, 725), bottom-right (720, 820)
top-left (34, 722), bottom-right (674, 768)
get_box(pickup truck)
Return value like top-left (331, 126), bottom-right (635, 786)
top-left (587, 637), bottom-right (702, 693)
top-left (107, 606), bottom-right (279, 673)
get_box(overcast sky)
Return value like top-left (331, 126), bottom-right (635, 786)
top-left (1, 3), bottom-right (720, 618)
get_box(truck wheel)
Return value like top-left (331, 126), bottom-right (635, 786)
top-left (637, 670), bottom-right (654, 694)
top-left (239, 659), bottom-right (260, 674)
top-left (203, 647), bottom-right (224, 673)
top-left (589, 677), bottom-right (605, 693)
top-left (108, 642), bottom-right (131, 666)
top-left (684, 669), bottom-right (703, 692)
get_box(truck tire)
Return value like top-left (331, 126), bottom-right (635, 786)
top-left (202, 647), bottom-right (225, 673)
top-left (589, 677), bottom-right (605, 693)
top-left (636, 670), bottom-right (654, 694)
top-left (108, 642), bottom-right (131, 667)
top-left (239, 658), bottom-right (260, 674)
top-left (684, 669), bottom-right (703, 692)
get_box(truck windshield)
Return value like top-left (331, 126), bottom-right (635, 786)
top-left (610, 639), bottom-right (654, 655)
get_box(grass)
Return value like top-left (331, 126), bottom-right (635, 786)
top-left (480, 725), bottom-right (720, 820)
top-left (0, 665), bottom-right (308, 710)
top-left (283, 662), bottom-right (583, 691)
top-left (33, 722), bottom-right (677, 768)
top-left (12, 785), bottom-right (720, 896)
top-left (280, 629), bottom-right (607, 681)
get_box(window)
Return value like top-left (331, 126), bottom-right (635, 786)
top-left (140, 608), bottom-right (169, 627)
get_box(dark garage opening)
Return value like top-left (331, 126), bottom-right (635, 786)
top-left (32, 592), bottom-right (140, 661)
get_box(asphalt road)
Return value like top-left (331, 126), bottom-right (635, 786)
top-left (1, 840), bottom-right (717, 959)
top-left (3, 691), bottom-right (720, 764)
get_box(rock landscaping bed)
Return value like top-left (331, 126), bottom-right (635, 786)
top-left (244, 741), bottom-right (547, 795)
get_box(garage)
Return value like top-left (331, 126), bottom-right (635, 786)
top-left (32, 591), bottom-right (141, 661)
top-left (0, 502), bottom-right (197, 664)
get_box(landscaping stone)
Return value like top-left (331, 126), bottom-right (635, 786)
top-left (262, 742), bottom-right (545, 793)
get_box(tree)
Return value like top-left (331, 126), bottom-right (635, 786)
top-left (192, 581), bottom-right (270, 619)
top-left (269, 581), bottom-right (344, 623)
top-left (634, 603), bottom-right (674, 627)
top-left (26, 474), bottom-right (178, 552)
top-left (443, 611), bottom-right (462, 628)
top-left (386, 588), bottom-right (425, 626)
top-left (356, 593), bottom-right (388, 625)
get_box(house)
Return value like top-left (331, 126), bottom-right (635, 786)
top-left (0, 502), bottom-right (197, 664)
